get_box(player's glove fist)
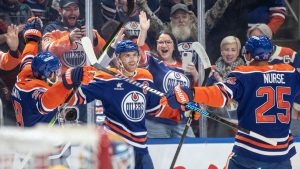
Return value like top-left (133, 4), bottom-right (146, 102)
top-left (184, 102), bottom-right (202, 120)
top-left (81, 66), bottom-right (96, 85)
top-left (166, 85), bottom-right (194, 109)
top-left (24, 17), bottom-right (42, 42)
top-left (62, 66), bottom-right (96, 89)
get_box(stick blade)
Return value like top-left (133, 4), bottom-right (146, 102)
top-left (192, 42), bottom-right (211, 69)
top-left (81, 37), bottom-right (98, 65)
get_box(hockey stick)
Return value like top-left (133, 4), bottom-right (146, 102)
top-left (192, 42), bottom-right (211, 69)
top-left (82, 36), bottom-right (165, 97)
top-left (185, 103), bottom-right (277, 146)
top-left (169, 113), bottom-right (193, 169)
top-left (82, 37), bottom-right (277, 146)
top-left (83, 36), bottom-right (193, 169)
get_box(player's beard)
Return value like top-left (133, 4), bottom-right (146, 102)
top-left (171, 21), bottom-right (191, 42)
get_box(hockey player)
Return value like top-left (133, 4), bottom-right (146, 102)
top-left (247, 24), bottom-right (300, 136)
top-left (11, 17), bottom-right (96, 127)
top-left (73, 40), bottom-right (179, 169)
top-left (166, 36), bottom-right (297, 169)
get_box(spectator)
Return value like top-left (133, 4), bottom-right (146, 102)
top-left (167, 3), bottom-right (205, 88)
top-left (205, 36), bottom-right (244, 137)
top-left (148, 3), bottom-right (205, 85)
top-left (42, 0), bottom-right (105, 73)
top-left (166, 3), bottom-right (197, 43)
top-left (205, 0), bottom-right (265, 65)
top-left (155, 0), bottom-right (196, 23)
top-left (42, 0), bottom-right (106, 123)
top-left (141, 31), bottom-right (199, 138)
top-left (247, 0), bottom-right (286, 33)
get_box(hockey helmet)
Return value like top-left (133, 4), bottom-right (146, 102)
top-left (31, 52), bottom-right (61, 84)
top-left (115, 40), bottom-right (139, 55)
top-left (244, 35), bottom-right (273, 61)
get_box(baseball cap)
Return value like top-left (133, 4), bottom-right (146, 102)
top-left (59, 0), bottom-right (79, 8)
top-left (247, 24), bottom-right (273, 39)
top-left (170, 3), bottom-right (189, 16)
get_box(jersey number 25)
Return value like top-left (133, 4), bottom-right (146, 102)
top-left (256, 86), bottom-right (290, 124)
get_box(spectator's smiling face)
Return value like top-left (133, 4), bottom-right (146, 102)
top-left (221, 43), bottom-right (239, 64)
top-left (156, 34), bottom-right (174, 61)
top-left (60, 3), bottom-right (80, 27)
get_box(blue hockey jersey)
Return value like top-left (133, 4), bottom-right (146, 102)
top-left (194, 64), bottom-right (298, 162)
top-left (144, 55), bottom-right (193, 124)
top-left (77, 68), bottom-right (161, 152)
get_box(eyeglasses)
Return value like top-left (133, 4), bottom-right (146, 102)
top-left (157, 40), bottom-right (173, 45)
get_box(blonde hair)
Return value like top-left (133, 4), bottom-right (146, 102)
top-left (220, 36), bottom-right (241, 52)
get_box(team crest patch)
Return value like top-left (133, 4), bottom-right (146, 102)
top-left (121, 91), bottom-right (146, 122)
top-left (226, 77), bottom-right (237, 85)
top-left (181, 42), bottom-right (191, 50)
top-left (163, 71), bottom-right (190, 92)
top-left (63, 41), bottom-right (86, 67)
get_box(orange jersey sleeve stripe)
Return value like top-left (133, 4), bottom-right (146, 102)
top-left (104, 120), bottom-right (147, 143)
top-left (194, 85), bottom-right (227, 107)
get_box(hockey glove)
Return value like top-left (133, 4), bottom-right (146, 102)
top-left (62, 66), bottom-right (96, 89)
top-left (166, 85), bottom-right (194, 109)
top-left (23, 17), bottom-right (42, 42)
top-left (184, 102), bottom-right (202, 120)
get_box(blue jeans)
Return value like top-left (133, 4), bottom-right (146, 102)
top-left (225, 153), bottom-right (292, 169)
top-left (145, 119), bottom-right (195, 138)
top-left (134, 151), bottom-right (154, 169)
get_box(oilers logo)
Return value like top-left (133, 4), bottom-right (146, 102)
top-left (178, 42), bottom-right (197, 64)
top-left (121, 91), bottom-right (146, 122)
top-left (63, 41), bottom-right (86, 67)
top-left (163, 71), bottom-right (190, 92)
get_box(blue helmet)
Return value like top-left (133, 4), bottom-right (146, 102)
top-left (245, 35), bottom-right (273, 61)
top-left (115, 40), bottom-right (139, 55)
top-left (31, 52), bottom-right (61, 80)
